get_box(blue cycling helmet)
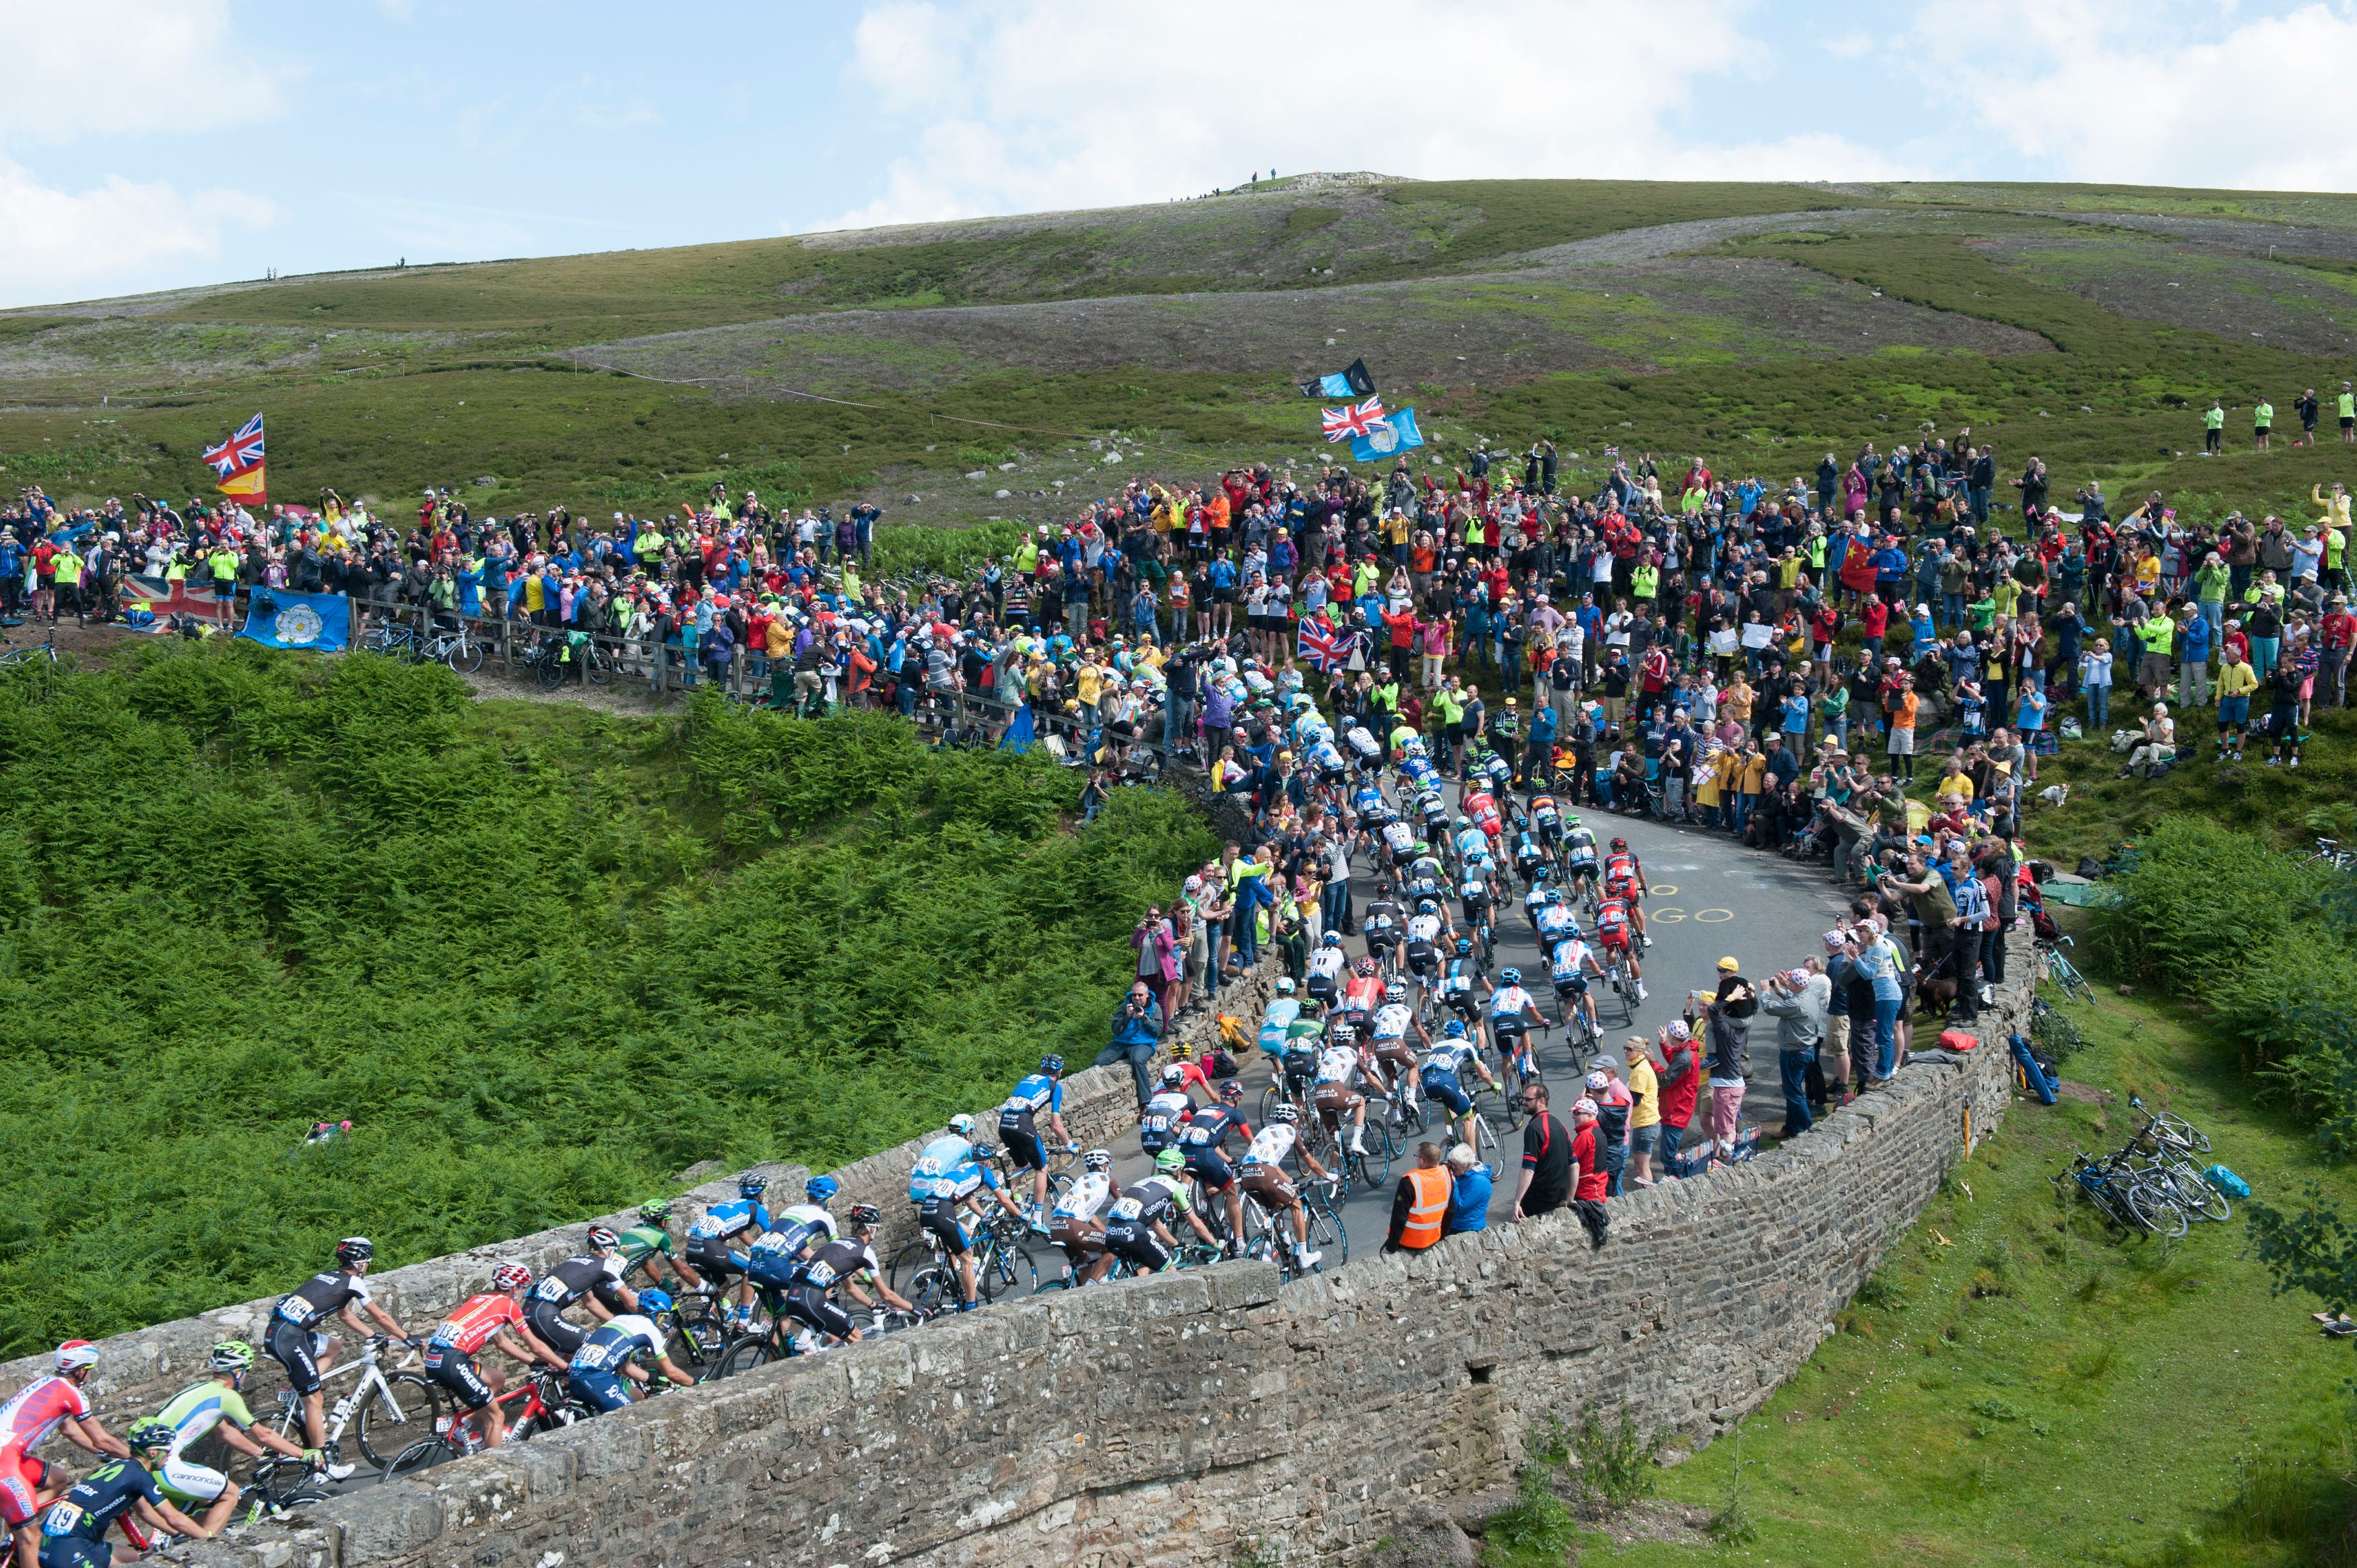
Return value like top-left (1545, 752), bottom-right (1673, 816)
top-left (1455, 937), bottom-right (1472, 955)
top-left (638, 1289), bottom-right (673, 1315)
top-left (738, 1174), bottom-right (768, 1198)
top-left (1500, 967), bottom-right (1522, 984)
top-left (806, 1175), bottom-right (838, 1204)
top-left (1529, 864), bottom-right (1550, 882)
top-left (1443, 1019), bottom-right (1466, 1037)
top-left (1039, 1054), bottom-right (1065, 1075)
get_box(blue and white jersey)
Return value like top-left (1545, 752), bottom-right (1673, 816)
top-left (1533, 903), bottom-right (1579, 947)
top-left (908, 1136), bottom-right (991, 1203)
top-left (689, 1198), bottom-right (772, 1241)
top-left (1306, 739), bottom-right (1346, 776)
top-left (570, 1314), bottom-right (661, 1373)
top-left (1000, 1072), bottom-right (1063, 1126)
top-left (1549, 940), bottom-right (1596, 985)
top-left (1421, 1038), bottom-right (1482, 1086)
top-left (1258, 997), bottom-right (1302, 1052)
top-left (1453, 827), bottom-right (1490, 862)
top-left (1490, 984), bottom-right (1536, 1020)
top-left (749, 1202), bottom-right (836, 1268)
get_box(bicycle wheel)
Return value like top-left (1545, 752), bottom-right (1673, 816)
top-left (886, 1241), bottom-right (937, 1299)
top-left (665, 1298), bottom-right (729, 1373)
top-left (714, 1338), bottom-right (779, 1380)
top-left (2125, 1175), bottom-right (2189, 1238)
top-left (587, 651), bottom-right (613, 686)
top-left (1259, 1083), bottom-right (1285, 1126)
top-left (978, 1237), bottom-right (1038, 1302)
top-left (1308, 1195), bottom-right (1348, 1268)
top-left (2152, 1112), bottom-right (2211, 1154)
top-left (2172, 1162), bottom-right (2232, 1223)
top-left (535, 656), bottom-right (567, 691)
top-left (381, 1437), bottom-right (462, 1482)
top-left (1353, 1127), bottom-right (1391, 1192)
top-left (353, 1373), bottom-right (447, 1468)
top-left (904, 1266), bottom-right (954, 1316)
top-left (446, 638), bottom-right (484, 676)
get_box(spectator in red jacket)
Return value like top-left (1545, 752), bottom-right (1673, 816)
top-left (1653, 1020), bottom-right (1701, 1171)
top-left (1569, 1097), bottom-right (1609, 1249)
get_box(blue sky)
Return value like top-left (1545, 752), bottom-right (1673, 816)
top-left (10, 0), bottom-right (2357, 310)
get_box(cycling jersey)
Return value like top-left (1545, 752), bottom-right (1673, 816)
top-left (688, 1198), bottom-right (772, 1242)
top-left (1362, 899), bottom-right (1404, 945)
top-left (156, 1380), bottom-right (256, 1464)
top-left (1453, 827), bottom-right (1489, 863)
top-left (1257, 997), bottom-right (1302, 1054)
top-left (1534, 904), bottom-right (1578, 947)
top-left (1181, 1104), bottom-right (1250, 1153)
top-left (1314, 1044), bottom-right (1360, 1087)
top-left (1404, 913), bottom-right (1443, 953)
top-left (1550, 941), bottom-right (1597, 989)
top-left (39, 1458), bottom-right (160, 1543)
top-left (532, 1254), bottom-right (627, 1309)
top-left (796, 1237), bottom-right (883, 1294)
top-left (1379, 821), bottom-right (1415, 858)
top-left (1052, 1172), bottom-right (1113, 1222)
top-left (1531, 796), bottom-right (1560, 828)
top-left (1346, 726), bottom-right (1381, 763)
top-left (0, 1379), bottom-right (89, 1455)
top-left (747, 1202), bottom-right (837, 1287)
top-left (908, 1136), bottom-right (991, 1203)
top-left (274, 1269), bottom-right (370, 1328)
top-left (1242, 1124), bottom-right (1300, 1166)
top-left (1465, 792), bottom-right (1502, 836)
top-left (616, 1224), bottom-right (677, 1274)
top-left (1306, 947), bottom-right (1346, 983)
top-left (999, 1072), bottom-right (1063, 1130)
top-left (1604, 852), bottom-right (1640, 892)
top-left (1596, 899), bottom-right (1632, 945)
top-left (1406, 854), bottom-right (1445, 887)
top-left (1490, 984), bottom-right (1536, 1022)
top-left (1459, 865), bottom-right (1492, 904)
top-left (1139, 1089), bottom-right (1196, 1153)
top-left (1420, 1039), bottom-right (1482, 1085)
top-left (430, 1293), bottom-right (527, 1355)
top-left (1513, 833), bottom-right (1545, 868)
top-left (568, 1314), bottom-right (662, 1374)
top-left (1442, 958), bottom-right (1478, 1001)
top-left (1370, 1002), bottom-right (1414, 1043)
top-left (1106, 1175), bottom-right (1191, 1228)
top-left (1341, 974), bottom-right (1384, 1015)
top-left (1565, 829), bottom-right (1600, 866)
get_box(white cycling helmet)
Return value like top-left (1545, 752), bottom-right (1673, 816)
top-left (55, 1341), bottom-right (99, 1374)
top-left (1275, 977), bottom-right (1295, 995)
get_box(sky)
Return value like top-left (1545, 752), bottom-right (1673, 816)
top-left (9, 0), bottom-right (2357, 310)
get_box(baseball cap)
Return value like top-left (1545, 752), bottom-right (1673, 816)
top-left (1716, 957), bottom-right (1741, 972)
top-left (1823, 929), bottom-right (1849, 950)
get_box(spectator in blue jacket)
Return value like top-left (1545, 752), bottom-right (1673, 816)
top-left (1442, 1144), bottom-right (1493, 1234)
top-left (1095, 980), bottom-right (1166, 1109)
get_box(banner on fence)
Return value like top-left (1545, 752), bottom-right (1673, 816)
top-left (117, 574), bottom-right (227, 629)
top-left (237, 588), bottom-right (350, 652)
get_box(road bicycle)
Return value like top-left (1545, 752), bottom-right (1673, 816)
top-left (2301, 836), bottom-right (2357, 872)
top-left (2037, 935), bottom-right (2096, 1006)
top-left (888, 1208), bottom-right (1041, 1309)
top-left (0, 627), bottom-right (62, 668)
top-left (358, 622), bottom-right (420, 660)
top-left (416, 621), bottom-right (485, 675)
top-left (1236, 1176), bottom-right (1348, 1281)
top-left (1494, 1023), bottom-right (1548, 1104)
top-left (264, 1334), bottom-right (443, 1468)
top-left (240, 1454), bottom-right (333, 1524)
top-left (1599, 950), bottom-right (1639, 1021)
top-left (378, 1369), bottom-right (590, 1480)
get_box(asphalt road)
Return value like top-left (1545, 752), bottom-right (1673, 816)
top-left (1090, 788), bottom-right (1847, 1270)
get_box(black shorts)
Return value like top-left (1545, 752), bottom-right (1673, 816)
top-left (422, 1344), bottom-right (494, 1411)
top-left (918, 1198), bottom-right (972, 1256)
top-left (1183, 1147), bottom-right (1236, 1192)
top-left (1365, 927), bottom-right (1399, 953)
top-left (2342, 416), bottom-right (2353, 430)
top-left (1447, 991), bottom-right (1480, 1017)
top-left (999, 1124), bottom-right (1047, 1174)
top-left (266, 1318), bottom-right (327, 1396)
top-left (1493, 1018), bottom-right (1527, 1045)
top-left (686, 1235), bottom-right (748, 1281)
top-left (1102, 1221), bottom-right (1170, 1272)
top-left (525, 1301), bottom-right (585, 1359)
top-left (1405, 945), bottom-right (1437, 974)
top-left (783, 1285), bottom-right (853, 1341)
top-left (1212, 586), bottom-right (1236, 604)
top-left (1306, 973), bottom-right (1338, 1002)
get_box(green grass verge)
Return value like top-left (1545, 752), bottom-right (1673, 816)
top-left (1590, 984), bottom-right (2357, 1568)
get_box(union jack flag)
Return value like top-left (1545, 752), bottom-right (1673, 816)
top-left (1321, 396), bottom-right (1386, 443)
top-left (1297, 615), bottom-right (1357, 672)
top-left (203, 413), bottom-right (265, 477)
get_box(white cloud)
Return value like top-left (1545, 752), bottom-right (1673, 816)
top-left (818, 0), bottom-right (1917, 234)
top-left (0, 160), bottom-right (273, 305)
top-left (1916, 0), bottom-right (2357, 189)
top-left (1, 0), bottom-right (287, 138)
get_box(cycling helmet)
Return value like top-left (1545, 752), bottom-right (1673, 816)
top-left (1500, 967), bottom-right (1522, 984)
top-left (1322, 931), bottom-right (1343, 948)
top-left (638, 1289), bottom-right (673, 1316)
top-left (1154, 1147), bottom-right (1185, 1173)
top-left (1566, 814), bottom-right (1583, 827)
top-left (1610, 838), bottom-right (1628, 851)
top-left (335, 1237), bottom-right (374, 1268)
top-left (587, 1225), bottom-right (621, 1253)
top-left (1529, 864), bottom-right (1549, 882)
top-left (1354, 957), bottom-right (1379, 977)
top-left (947, 1113), bottom-right (976, 1138)
top-left (738, 1173), bottom-right (769, 1198)
top-left (1455, 937), bottom-right (1473, 955)
top-left (1276, 976), bottom-right (1296, 995)
top-left (637, 1200), bottom-right (673, 1224)
top-left (1038, 1054), bottom-right (1065, 1075)
top-left (209, 1340), bottom-right (256, 1373)
top-left (1219, 1079), bottom-right (1244, 1103)
top-left (126, 1421), bottom-right (175, 1456)
top-left (971, 1143), bottom-right (1001, 1162)
top-left (1083, 1148), bottom-right (1113, 1171)
top-left (492, 1262), bottom-right (533, 1293)
top-left (1443, 1019), bottom-right (1467, 1038)
top-left (1455, 816), bottom-right (1471, 830)
top-left (1270, 1103), bottom-right (1302, 1125)
top-left (1416, 899), bottom-right (1438, 914)
top-left (1162, 1064), bottom-right (1187, 1087)
top-left (54, 1341), bottom-right (98, 1374)
top-left (846, 1203), bottom-right (882, 1228)
top-left (806, 1175), bottom-right (839, 1204)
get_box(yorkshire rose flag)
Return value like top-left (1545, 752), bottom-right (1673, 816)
top-left (203, 413), bottom-right (267, 505)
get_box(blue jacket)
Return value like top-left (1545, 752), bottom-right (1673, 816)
top-left (1445, 1162), bottom-right (1493, 1233)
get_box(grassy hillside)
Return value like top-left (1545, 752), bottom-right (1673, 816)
top-left (0, 642), bottom-right (1213, 1353)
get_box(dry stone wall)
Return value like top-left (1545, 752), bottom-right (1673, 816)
top-left (176, 936), bottom-right (2033, 1568)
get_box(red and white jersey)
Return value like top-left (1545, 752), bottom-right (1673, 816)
top-left (0, 1377), bottom-right (89, 1454)
top-left (430, 1294), bottom-right (527, 1356)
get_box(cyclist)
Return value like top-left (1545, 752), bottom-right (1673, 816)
top-left (744, 1179), bottom-right (842, 1327)
top-left (1489, 966), bottom-right (1552, 1087)
top-left (1178, 1081), bottom-right (1254, 1252)
top-left (564, 1292), bottom-right (695, 1413)
top-left (1440, 937), bottom-right (1488, 1048)
top-left (1603, 838), bottom-right (1652, 948)
top-left (1257, 978), bottom-right (1302, 1062)
top-left (1510, 825), bottom-right (1549, 889)
top-left (686, 1173), bottom-right (776, 1328)
top-left (1102, 1149), bottom-right (1220, 1274)
top-left (1312, 1027), bottom-right (1379, 1159)
top-left (907, 1122), bottom-right (1025, 1314)
top-left (1450, 815), bottom-right (1488, 876)
top-left (1562, 814), bottom-right (1601, 899)
top-left (1594, 891), bottom-right (1647, 1000)
top-left (1418, 1022), bottom-right (1499, 1151)
top-left (150, 1342), bottom-right (308, 1535)
top-left (3, 1343), bottom-right (131, 1568)
top-left (1048, 1149), bottom-right (1120, 1286)
top-left (34, 1421), bottom-right (211, 1566)
top-left (1362, 882), bottom-right (1406, 969)
top-left (1238, 1105), bottom-right (1329, 1269)
top-left (1304, 930), bottom-right (1348, 1009)
top-left (1463, 786), bottom-right (1504, 844)
top-left (1366, 986), bottom-right (1431, 1124)
top-left (527, 1228), bottom-right (640, 1359)
top-left (265, 1238), bottom-right (418, 1479)
top-left (1548, 932), bottom-right (1606, 1044)
top-left (422, 1264), bottom-right (568, 1452)
top-left (1341, 956), bottom-right (1385, 1029)
top-left (1376, 813), bottom-right (1417, 871)
top-left (1403, 899), bottom-right (1447, 992)
top-left (1277, 998), bottom-right (1327, 1114)
top-left (616, 1201), bottom-right (704, 1294)
top-left (1457, 848), bottom-right (1498, 952)
top-left (784, 1206), bottom-right (915, 1349)
top-left (999, 1055), bottom-right (1076, 1225)
top-left (1140, 1064), bottom-right (1199, 1156)
top-left (1531, 884), bottom-right (1581, 951)
top-left (1528, 791), bottom-right (1564, 862)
